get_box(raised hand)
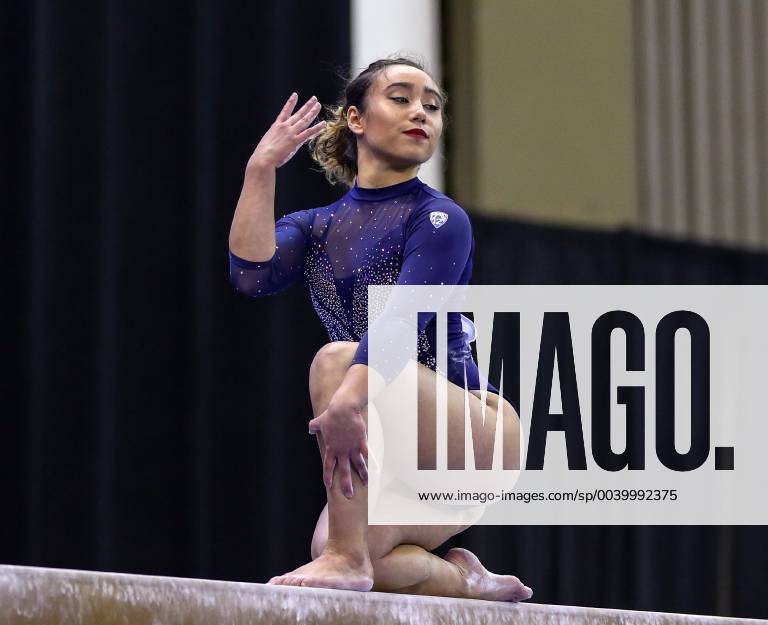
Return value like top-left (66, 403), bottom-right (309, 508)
top-left (249, 93), bottom-right (325, 169)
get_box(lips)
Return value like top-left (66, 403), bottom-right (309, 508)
top-left (403, 129), bottom-right (428, 138)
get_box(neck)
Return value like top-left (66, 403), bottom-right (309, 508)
top-left (354, 147), bottom-right (420, 188)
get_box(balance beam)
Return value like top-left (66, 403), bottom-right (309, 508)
top-left (0, 564), bottom-right (763, 625)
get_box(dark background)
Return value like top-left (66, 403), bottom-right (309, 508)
top-left (2, 0), bottom-right (766, 619)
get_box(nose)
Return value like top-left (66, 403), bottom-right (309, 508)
top-left (410, 102), bottom-right (426, 122)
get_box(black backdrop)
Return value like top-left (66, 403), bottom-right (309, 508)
top-left (2, 0), bottom-right (767, 620)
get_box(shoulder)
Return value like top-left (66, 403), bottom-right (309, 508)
top-left (407, 185), bottom-right (472, 234)
top-left (420, 182), bottom-right (452, 202)
top-left (420, 184), bottom-right (470, 221)
top-left (280, 205), bottom-right (320, 222)
top-left (277, 205), bottom-right (330, 232)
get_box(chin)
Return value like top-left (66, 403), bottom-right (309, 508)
top-left (389, 149), bottom-right (433, 169)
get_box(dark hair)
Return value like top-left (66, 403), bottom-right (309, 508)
top-left (308, 54), bottom-right (448, 188)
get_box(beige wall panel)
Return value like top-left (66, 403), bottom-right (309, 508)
top-left (452, 0), bottom-right (637, 228)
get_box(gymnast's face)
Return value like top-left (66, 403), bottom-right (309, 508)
top-left (347, 65), bottom-right (444, 169)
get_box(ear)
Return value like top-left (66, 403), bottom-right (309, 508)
top-left (346, 105), bottom-right (364, 137)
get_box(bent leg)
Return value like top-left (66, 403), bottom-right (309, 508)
top-left (372, 545), bottom-right (532, 601)
top-left (270, 341), bottom-right (373, 590)
top-left (272, 341), bottom-right (531, 600)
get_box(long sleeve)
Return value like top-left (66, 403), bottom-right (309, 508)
top-left (352, 199), bottom-right (473, 370)
top-left (228, 209), bottom-right (313, 296)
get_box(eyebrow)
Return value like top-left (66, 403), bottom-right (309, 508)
top-left (384, 82), bottom-right (443, 104)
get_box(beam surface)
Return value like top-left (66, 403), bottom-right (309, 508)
top-left (1, 564), bottom-right (764, 625)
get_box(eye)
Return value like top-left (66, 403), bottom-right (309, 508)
top-left (390, 97), bottom-right (441, 112)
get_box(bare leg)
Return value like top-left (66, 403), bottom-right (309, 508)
top-left (268, 341), bottom-right (531, 601)
top-left (306, 495), bottom-right (532, 600)
top-left (269, 342), bottom-right (373, 590)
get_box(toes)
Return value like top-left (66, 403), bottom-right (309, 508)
top-left (515, 584), bottom-right (533, 601)
top-left (267, 575), bottom-right (283, 585)
top-left (522, 585), bottom-right (533, 600)
top-left (507, 576), bottom-right (533, 601)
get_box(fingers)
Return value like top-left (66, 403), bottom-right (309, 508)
top-left (285, 95), bottom-right (313, 124)
top-left (322, 447), bottom-right (336, 490)
top-left (338, 456), bottom-right (353, 498)
top-left (276, 92), bottom-right (298, 123)
top-left (321, 448), bottom-right (367, 495)
top-left (297, 119), bottom-right (326, 144)
top-left (277, 92), bottom-right (320, 126)
top-left (351, 451), bottom-right (368, 486)
top-left (300, 101), bottom-right (322, 126)
top-left (288, 96), bottom-right (321, 127)
top-left (315, 432), bottom-right (327, 470)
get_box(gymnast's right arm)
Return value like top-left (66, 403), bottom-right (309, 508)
top-left (227, 92), bottom-right (325, 295)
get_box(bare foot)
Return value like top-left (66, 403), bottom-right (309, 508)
top-left (268, 548), bottom-right (374, 591)
top-left (445, 547), bottom-right (533, 602)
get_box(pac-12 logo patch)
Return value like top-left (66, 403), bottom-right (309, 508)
top-left (429, 211), bottom-right (449, 229)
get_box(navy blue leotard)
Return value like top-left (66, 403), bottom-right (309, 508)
top-left (228, 175), bottom-right (501, 397)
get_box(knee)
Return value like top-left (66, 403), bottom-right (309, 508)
top-left (309, 341), bottom-right (358, 389)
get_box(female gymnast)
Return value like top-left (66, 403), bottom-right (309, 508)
top-left (228, 56), bottom-right (532, 602)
